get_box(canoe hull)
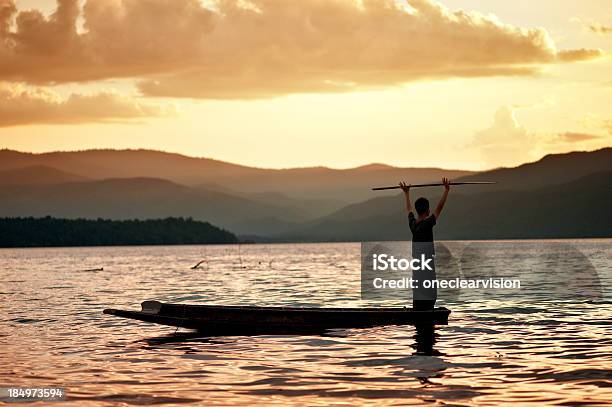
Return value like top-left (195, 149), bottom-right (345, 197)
top-left (103, 301), bottom-right (451, 335)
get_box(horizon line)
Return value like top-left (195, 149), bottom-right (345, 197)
top-left (3, 146), bottom-right (607, 173)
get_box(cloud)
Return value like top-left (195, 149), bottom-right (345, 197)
top-left (572, 17), bottom-right (612, 35)
top-left (472, 106), bottom-right (535, 168)
top-left (555, 132), bottom-right (601, 142)
top-left (0, 83), bottom-right (169, 127)
top-left (581, 114), bottom-right (612, 135)
top-left (588, 22), bottom-right (612, 35)
top-left (0, 0), bottom-right (605, 99)
top-left (557, 48), bottom-right (605, 62)
top-left (473, 108), bottom-right (610, 168)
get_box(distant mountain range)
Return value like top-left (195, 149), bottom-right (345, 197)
top-left (0, 149), bottom-right (473, 232)
top-left (0, 149), bottom-right (473, 204)
top-left (0, 177), bottom-right (305, 235)
top-left (0, 148), bottom-right (610, 240)
top-left (0, 165), bottom-right (89, 186)
top-left (451, 148), bottom-right (612, 192)
top-left (276, 170), bottom-right (612, 241)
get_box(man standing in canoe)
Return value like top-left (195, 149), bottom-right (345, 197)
top-left (399, 178), bottom-right (450, 310)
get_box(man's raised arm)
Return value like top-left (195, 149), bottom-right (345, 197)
top-left (399, 182), bottom-right (412, 213)
top-left (434, 177), bottom-right (450, 219)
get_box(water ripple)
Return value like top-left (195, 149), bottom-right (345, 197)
top-left (1, 241), bottom-right (611, 406)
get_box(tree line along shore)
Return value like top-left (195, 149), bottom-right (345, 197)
top-left (0, 217), bottom-right (238, 248)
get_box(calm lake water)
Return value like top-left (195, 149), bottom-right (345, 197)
top-left (1, 241), bottom-right (611, 406)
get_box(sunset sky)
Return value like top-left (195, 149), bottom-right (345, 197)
top-left (0, 0), bottom-right (611, 170)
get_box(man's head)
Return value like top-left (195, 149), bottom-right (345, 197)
top-left (415, 197), bottom-right (430, 216)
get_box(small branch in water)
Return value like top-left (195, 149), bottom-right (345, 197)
top-left (191, 260), bottom-right (207, 270)
top-left (82, 267), bottom-right (104, 272)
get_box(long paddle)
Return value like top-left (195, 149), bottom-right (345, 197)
top-left (372, 181), bottom-right (496, 191)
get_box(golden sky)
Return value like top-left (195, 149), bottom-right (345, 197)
top-left (0, 0), bottom-right (611, 169)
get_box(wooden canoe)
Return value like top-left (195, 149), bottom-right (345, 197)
top-left (103, 301), bottom-right (451, 335)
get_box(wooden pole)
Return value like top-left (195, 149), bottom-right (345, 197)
top-left (372, 181), bottom-right (497, 191)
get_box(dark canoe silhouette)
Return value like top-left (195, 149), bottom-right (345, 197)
top-left (103, 301), bottom-right (451, 334)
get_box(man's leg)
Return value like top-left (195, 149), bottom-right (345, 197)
top-left (413, 300), bottom-right (435, 310)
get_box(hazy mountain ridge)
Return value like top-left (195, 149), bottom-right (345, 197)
top-left (0, 148), bottom-right (609, 240)
top-left (275, 170), bottom-right (612, 241)
top-left (0, 177), bottom-right (305, 235)
top-left (0, 165), bottom-right (89, 186)
top-left (454, 148), bottom-right (612, 193)
top-left (0, 149), bottom-right (474, 203)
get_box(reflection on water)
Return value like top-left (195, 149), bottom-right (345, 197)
top-left (413, 324), bottom-right (440, 357)
top-left (1, 241), bottom-right (611, 405)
